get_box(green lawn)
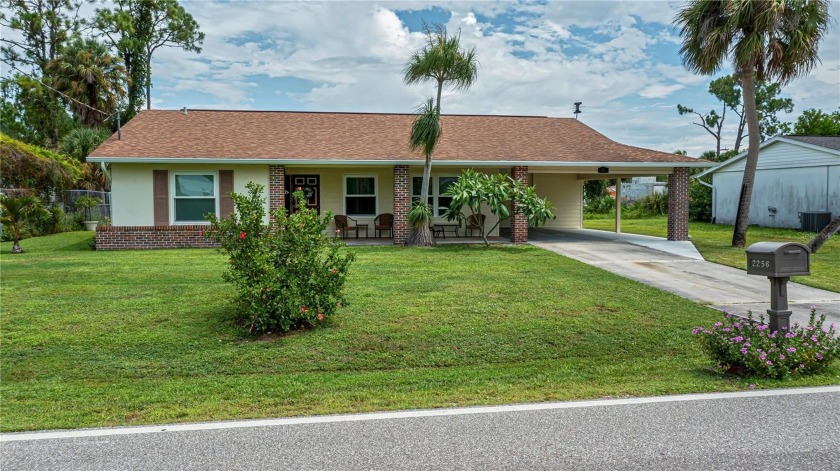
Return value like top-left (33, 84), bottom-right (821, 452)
top-left (2, 232), bottom-right (838, 432)
top-left (584, 216), bottom-right (839, 293)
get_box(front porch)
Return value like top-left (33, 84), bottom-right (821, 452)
top-left (96, 163), bottom-right (693, 250)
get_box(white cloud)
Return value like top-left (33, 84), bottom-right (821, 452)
top-left (116, 0), bottom-right (839, 156)
top-left (638, 83), bottom-right (685, 99)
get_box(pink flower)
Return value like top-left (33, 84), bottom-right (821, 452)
top-left (240, 231), bottom-right (247, 239)
top-left (748, 384), bottom-right (756, 390)
top-left (317, 313), bottom-right (324, 321)
top-left (301, 306), bottom-right (308, 313)
top-left (741, 348), bottom-right (748, 355)
top-left (787, 347), bottom-right (796, 353)
top-left (779, 354), bottom-right (785, 360)
top-left (331, 269), bottom-right (337, 275)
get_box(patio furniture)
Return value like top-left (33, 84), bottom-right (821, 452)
top-left (374, 213), bottom-right (394, 238)
top-left (334, 215), bottom-right (363, 239)
top-left (465, 213), bottom-right (485, 237)
top-left (432, 223), bottom-right (460, 239)
top-left (430, 224), bottom-right (444, 238)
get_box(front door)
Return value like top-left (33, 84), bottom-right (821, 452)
top-left (285, 174), bottom-right (320, 214)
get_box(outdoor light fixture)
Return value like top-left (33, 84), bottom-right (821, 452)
top-left (598, 167), bottom-right (609, 174)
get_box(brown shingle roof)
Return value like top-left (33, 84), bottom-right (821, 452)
top-left (89, 109), bottom-right (707, 165)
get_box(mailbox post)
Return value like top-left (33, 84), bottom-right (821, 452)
top-left (745, 242), bottom-right (811, 332)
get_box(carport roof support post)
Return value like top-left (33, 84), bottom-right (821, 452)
top-left (667, 168), bottom-right (690, 241)
top-left (615, 178), bottom-right (622, 234)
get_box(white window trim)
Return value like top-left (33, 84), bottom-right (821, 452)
top-left (343, 174), bottom-right (378, 217)
top-left (411, 174), bottom-right (459, 216)
top-left (170, 170), bottom-right (220, 225)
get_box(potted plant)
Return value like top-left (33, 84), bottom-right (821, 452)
top-left (74, 195), bottom-right (102, 231)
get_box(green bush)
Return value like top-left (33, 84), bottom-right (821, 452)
top-left (693, 310), bottom-right (840, 379)
top-left (203, 182), bottom-right (355, 335)
top-left (624, 192), bottom-right (668, 218)
top-left (584, 196), bottom-right (615, 215)
top-left (28, 205), bottom-right (69, 236)
top-left (689, 180), bottom-right (712, 222)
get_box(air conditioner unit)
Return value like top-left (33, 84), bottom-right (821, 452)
top-left (798, 211), bottom-right (832, 232)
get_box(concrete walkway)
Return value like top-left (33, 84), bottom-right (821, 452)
top-left (529, 228), bottom-right (840, 326)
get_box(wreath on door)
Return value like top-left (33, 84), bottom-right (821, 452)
top-left (302, 187), bottom-right (315, 199)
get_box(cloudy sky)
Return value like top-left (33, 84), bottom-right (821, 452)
top-left (146, 1), bottom-right (840, 156)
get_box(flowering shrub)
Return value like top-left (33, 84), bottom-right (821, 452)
top-left (204, 182), bottom-right (354, 335)
top-left (693, 309), bottom-right (840, 379)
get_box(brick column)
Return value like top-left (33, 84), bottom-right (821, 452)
top-left (393, 165), bottom-right (410, 244)
top-left (269, 165), bottom-right (285, 222)
top-left (510, 166), bottom-right (529, 243)
top-left (668, 167), bottom-right (690, 241)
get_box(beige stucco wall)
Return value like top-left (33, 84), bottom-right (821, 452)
top-left (532, 173), bottom-right (583, 229)
top-left (110, 163), bottom-right (270, 226)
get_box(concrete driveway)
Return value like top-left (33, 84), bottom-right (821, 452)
top-left (529, 228), bottom-right (840, 326)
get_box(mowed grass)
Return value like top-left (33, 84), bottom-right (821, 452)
top-left (2, 232), bottom-right (838, 432)
top-left (584, 216), bottom-right (840, 293)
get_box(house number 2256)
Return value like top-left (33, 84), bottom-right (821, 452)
top-left (751, 259), bottom-right (771, 268)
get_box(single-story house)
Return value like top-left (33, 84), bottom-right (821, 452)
top-left (87, 109), bottom-right (713, 249)
top-left (695, 135), bottom-right (840, 230)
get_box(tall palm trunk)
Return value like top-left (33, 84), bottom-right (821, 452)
top-left (807, 215), bottom-right (840, 254)
top-left (407, 80), bottom-right (444, 246)
top-left (732, 69), bottom-right (761, 247)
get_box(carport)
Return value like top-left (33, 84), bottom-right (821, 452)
top-left (522, 162), bottom-right (705, 243)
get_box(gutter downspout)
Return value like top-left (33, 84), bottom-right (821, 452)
top-left (100, 162), bottom-right (112, 187)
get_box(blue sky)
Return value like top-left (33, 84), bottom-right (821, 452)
top-left (144, 0), bottom-right (840, 155)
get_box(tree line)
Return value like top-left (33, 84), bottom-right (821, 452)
top-left (1, 0), bottom-right (204, 153)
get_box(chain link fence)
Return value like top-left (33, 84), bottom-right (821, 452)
top-left (63, 190), bottom-right (111, 221)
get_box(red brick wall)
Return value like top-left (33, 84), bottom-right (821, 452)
top-left (269, 165), bottom-right (286, 222)
top-left (96, 226), bottom-right (218, 250)
top-left (393, 165), bottom-right (410, 244)
top-left (510, 166), bottom-right (530, 243)
top-left (668, 167), bottom-right (690, 241)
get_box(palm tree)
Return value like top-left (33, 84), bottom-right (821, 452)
top-left (1, 195), bottom-right (47, 254)
top-left (675, 0), bottom-right (830, 247)
top-left (46, 37), bottom-right (127, 126)
top-left (403, 23), bottom-right (478, 246)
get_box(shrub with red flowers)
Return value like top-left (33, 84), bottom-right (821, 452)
top-left (693, 309), bottom-right (840, 379)
top-left (204, 182), bottom-right (354, 335)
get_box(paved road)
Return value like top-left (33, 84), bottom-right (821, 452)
top-left (2, 387), bottom-right (838, 470)
top-left (530, 229), bottom-right (840, 326)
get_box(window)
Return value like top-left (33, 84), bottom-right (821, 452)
top-left (173, 173), bottom-right (217, 223)
top-left (437, 176), bottom-right (458, 216)
top-left (412, 176), bottom-right (458, 216)
top-left (345, 176), bottom-right (376, 216)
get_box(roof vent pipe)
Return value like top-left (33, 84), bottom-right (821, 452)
top-left (181, 107), bottom-right (188, 115)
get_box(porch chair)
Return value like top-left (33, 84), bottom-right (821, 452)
top-left (334, 215), bottom-right (360, 239)
top-left (374, 213), bottom-right (394, 238)
top-left (465, 213), bottom-right (485, 237)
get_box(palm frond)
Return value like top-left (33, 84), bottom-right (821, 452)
top-left (408, 98), bottom-right (441, 158)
